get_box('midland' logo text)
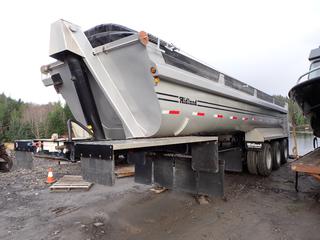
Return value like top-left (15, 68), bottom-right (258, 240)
top-left (179, 97), bottom-right (198, 106)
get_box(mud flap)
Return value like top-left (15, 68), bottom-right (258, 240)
top-left (198, 160), bottom-right (224, 196)
top-left (130, 141), bottom-right (224, 197)
top-left (174, 157), bottom-right (198, 194)
top-left (154, 155), bottom-right (174, 188)
top-left (81, 157), bottom-right (115, 185)
top-left (174, 157), bottom-right (224, 197)
top-left (220, 147), bottom-right (243, 172)
top-left (76, 144), bottom-right (115, 186)
top-left (15, 151), bottom-right (34, 170)
top-left (192, 141), bottom-right (219, 173)
top-left (128, 152), bottom-right (153, 185)
top-left (14, 140), bottom-right (35, 170)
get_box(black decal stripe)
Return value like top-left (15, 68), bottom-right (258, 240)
top-left (197, 104), bottom-right (263, 116)
top-left (197, 104), bottom-right (280, 119)
top-left (158, 98), bottom-right (280, 119)
top-left (158, 98), bottom-right (179, 103)
top-left (157, 92), bottom-right (280, 118)
top-left (197, 100), bottom-right (278, 117)
top-left (156, 92), bottom-right (179, 98)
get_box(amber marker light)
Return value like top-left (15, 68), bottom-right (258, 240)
top-left (150, 67), bottom-right (157, 74)
top-left (139, 31), bottom-right (149, 46)
top-left (154, 76), bottom-right (160, 85)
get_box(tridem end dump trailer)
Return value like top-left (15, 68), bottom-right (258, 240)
top-left (38, 20), bottom-right (288, 196)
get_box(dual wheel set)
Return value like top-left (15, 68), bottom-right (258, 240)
top-left (246, 139), bottom-right (288, 176)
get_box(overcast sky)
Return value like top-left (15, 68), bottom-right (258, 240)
top-left (0, 0), bottom-right (319, 104)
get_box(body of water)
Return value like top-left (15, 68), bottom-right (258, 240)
top-left (289, 132), bottom-right (317, 156)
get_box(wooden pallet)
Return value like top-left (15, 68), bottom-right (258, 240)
top-left (50, 175), bottom-right (93, 192)
top-left (115, 165), bottom-right (135, 178)
top-left (150, 186), bottom-right (167, 194)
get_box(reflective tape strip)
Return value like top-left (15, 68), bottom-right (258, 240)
top-left (192, 112), bottom-right (205, 116)
top-left (214, 114), bottom-right (224, 118)
top-left (162, 110), bottom-right (180, 115)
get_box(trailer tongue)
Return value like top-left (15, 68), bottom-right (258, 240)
top-left (27, 19), bottom-right (289, 196)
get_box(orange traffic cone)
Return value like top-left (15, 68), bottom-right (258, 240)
top-left (46, 168), bottom-right (56, 184)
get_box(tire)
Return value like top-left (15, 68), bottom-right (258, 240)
top-left (0, 156), bottom-right (13, 172)
top-left (271, 141), bottom-right (281, 170)
top-left (247, 151), bottom-right (258, 174)
top-left (280, 138), bottom-right (288, 164)
top-left (257, 143), bottom-right (273, 176)
top-left (0, 145), bottom-right (13, 172)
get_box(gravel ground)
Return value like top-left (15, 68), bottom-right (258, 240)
top-left (0, 154), bottom-right (319, 240)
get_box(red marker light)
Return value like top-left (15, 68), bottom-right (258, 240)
top-left (169, 110), bottom-right (180, 115)
top-left (214, 114), bottom-right (224, 118)
top-left (162, 110), bottom-right (180, 115)
top-left (192, 112), bottom-right (205, 116)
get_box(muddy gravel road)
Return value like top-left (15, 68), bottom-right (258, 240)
top-left (0, 156), bottom-right (320, 240)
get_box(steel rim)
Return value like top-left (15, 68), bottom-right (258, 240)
top-left (284, 144), bottom-right (288, 159)
top-left (266, 150), bottom-right (272, 169)
top-left (276, 148), bottom-right (281, 165)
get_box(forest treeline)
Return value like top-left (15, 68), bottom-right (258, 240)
top-left (0, 93), bottom-right (309, 142)
top-left (0, 93), bottom-right (72, 142)
top-left (273, 95), bottom-right (309, 127)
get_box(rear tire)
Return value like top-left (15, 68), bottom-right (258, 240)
top-left (0, 156), bottom-right (13, 172)
top-left (257, 143), bottom-right (273, 176)
top-left (247, 151), bottom-right (258, 174)
top-left (280, 138), bottom-right (288, 164)
top-left (0, 145), bottom-right (13, 172)
top-left (271, 141), bottom-right (281, 170)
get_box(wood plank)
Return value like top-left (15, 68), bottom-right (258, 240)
top-left (50, 175), bottom-right (93, 192)
top-left (115, 165), bottom-right (135, 178)
top-left (291, 148), bottom-right (320, 174)
top-left (291, 163), bottom-right (320, 174)
top-left (150, 186), bottom-right (167, 194)
top-left (53, 187), bottom-right (91, 189)
top-left (311, 174), bottom-right (320, 181)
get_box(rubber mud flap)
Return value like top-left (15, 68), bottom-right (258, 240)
top-left (128, 152), bottom-right (152, 185)
top-left (174, 157), bottom-right (197, 194)
top-left (154, 155), bottom-right (173, 189)
top-left (192, 141), bottom-right (218, 173)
